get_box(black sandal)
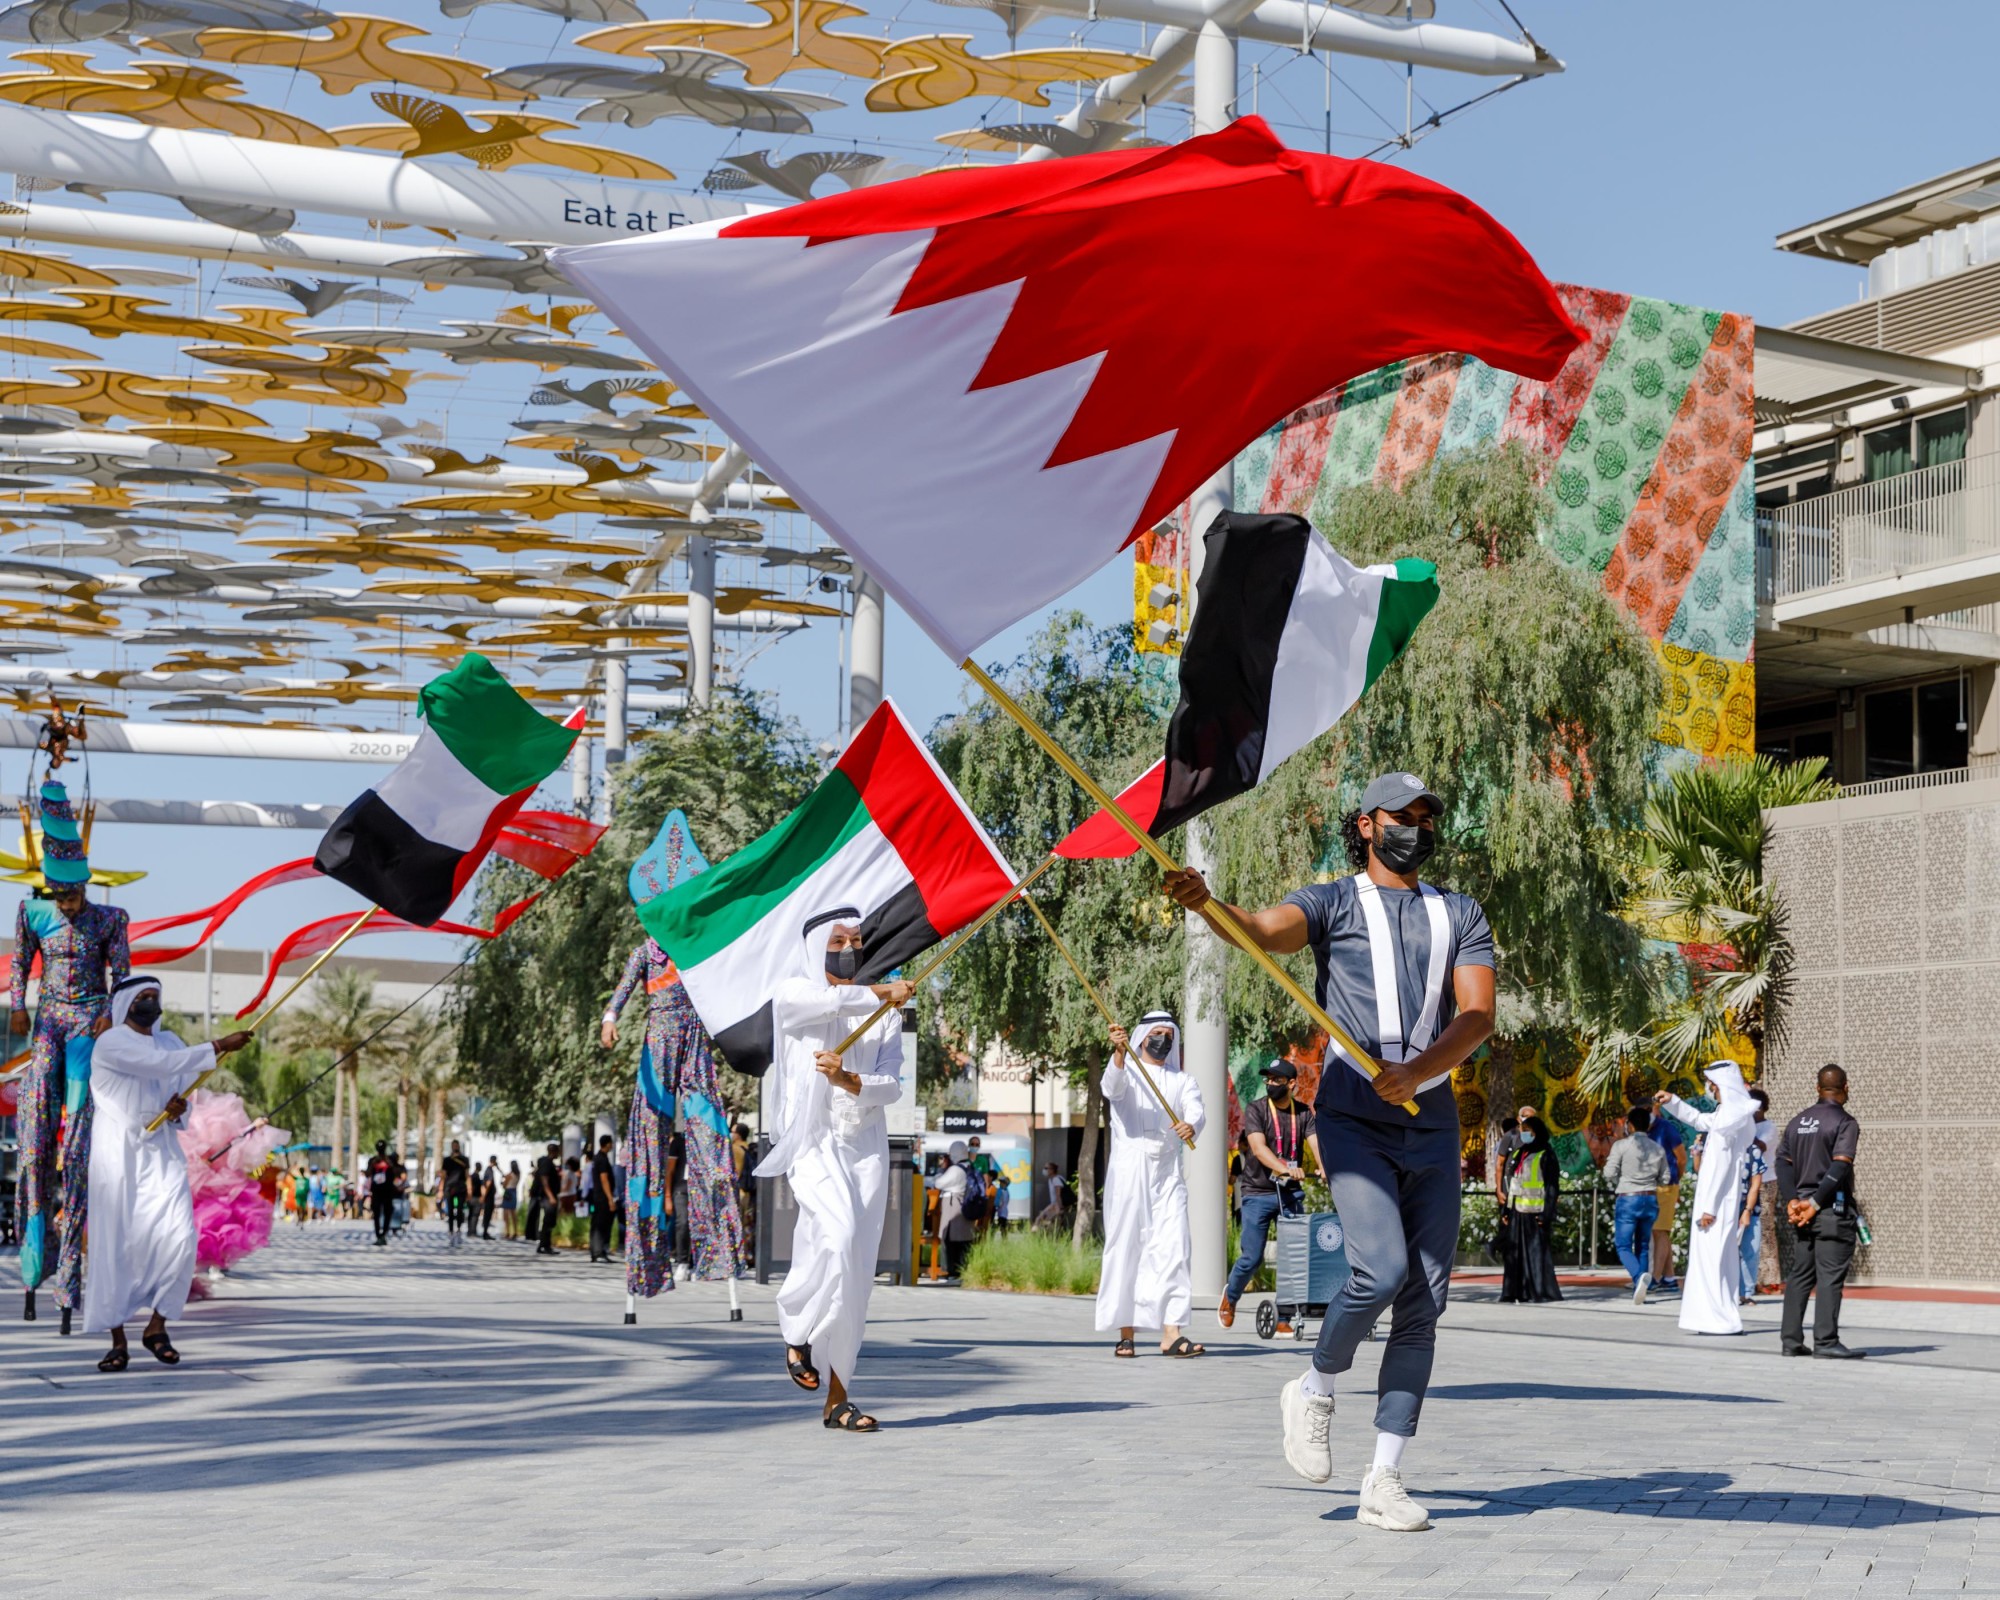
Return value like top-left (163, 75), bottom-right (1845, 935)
top-left (1113, 1336), bottom-right (1137, 1358)
top-left (97, 1348), bottom-right (129, 1373)
top-left (785, 1344), bottom-right (820, 1391)
top-left (140, 1330), bottom-right (180, 1366)
top-left (822, 1401), bottom-right (878, 1432)
top-left (1162, 1336), bottom-right (1206, 1358)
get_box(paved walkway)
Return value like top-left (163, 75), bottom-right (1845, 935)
top-left (3, 1221), bottom-right (1997, 1599)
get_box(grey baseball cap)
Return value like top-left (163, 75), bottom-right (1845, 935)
top-left (1358, 770), bottom-right (1444, 816)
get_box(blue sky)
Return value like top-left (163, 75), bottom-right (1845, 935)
top-left (68, 0), bottom-right (1993, 960)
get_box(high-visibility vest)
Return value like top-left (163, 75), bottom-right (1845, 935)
top-left (1507, 1150), bottom-right (1548, 1214)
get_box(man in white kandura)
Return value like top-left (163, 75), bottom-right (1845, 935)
top-left (1097, 1011), bottom-right (1206, 1359)
top-left (1655, 1061), bottom-right (1759, 1337)
top-left (757, 907), bottom-right (913, 1433)
top-left (85, 976), bottom-right (250, 1371)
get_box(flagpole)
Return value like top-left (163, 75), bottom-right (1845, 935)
top-left (829, 853), bottom-right (1060, 1057)
top-left (1021, 889), bottom-right (1193, 1151)
top-left (960, 658), bottom-right (1418, 1116)
top-left (145, 906), bottom-right (375, 1134)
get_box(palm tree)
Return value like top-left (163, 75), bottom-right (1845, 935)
top-left (391, 1009), bottom-right (458, 1193)
top-left (1582, 754), bottom-right (1838, 1104)
top-left (273, 967), bottom-right (394, 1187)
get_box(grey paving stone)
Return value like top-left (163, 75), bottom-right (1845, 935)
top-left (0, 1220), bottom-right (1995, 1600)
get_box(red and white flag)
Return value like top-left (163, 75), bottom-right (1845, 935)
top-left (555, 116), bottom-right (1581, 661)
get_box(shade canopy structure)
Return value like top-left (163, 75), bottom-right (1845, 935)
top-left (0, 0), bottom-right (1557, 750)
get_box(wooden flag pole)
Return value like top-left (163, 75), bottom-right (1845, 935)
top-left (960, 658), bottom-right (1417, 1116)
top-left (145, 906), bottom-right (375, 1134)
top-left (1021, 889), bottom-right (1193, 1151)
top-left (830, 853), bottom-right (1060, 1057)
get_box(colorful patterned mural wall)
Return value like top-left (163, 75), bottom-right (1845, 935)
top-left (1191, 284), bottom-right (1758, 1153)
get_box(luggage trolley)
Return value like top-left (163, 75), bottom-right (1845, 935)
top-left (1256, 1210), bottom-right (1353, 1340)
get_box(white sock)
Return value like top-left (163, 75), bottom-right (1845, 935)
top-left (1371, 1432), bottom-right (1407, 1473)
top-left (1299, 1366), bottom-right (1334, 1399)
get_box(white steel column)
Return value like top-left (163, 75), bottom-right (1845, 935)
top-left (571, 701), bottom-right (592, 809)
top-left (688, 537), bottom-right (717, 710)
top-left (848, 570), bottom-right (885, 735)
top-left (603, 656), bottom-right (629, 821)
top-left (1180, 15), bottom-right (1237, 1304)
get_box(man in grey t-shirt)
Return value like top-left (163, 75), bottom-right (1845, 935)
top-left (1165, 770), bottom-right (1495, 1532)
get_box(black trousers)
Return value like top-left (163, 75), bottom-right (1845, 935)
top-left (444, 1193), bottom-right (468, 1234)
top-left (1782, 1208), bottom-right (1857, 1350)
top-left (371, 1195), bottom-right (393, 1243)
top-left (589, 1202), bottom-right (613, 1260)
top-left (536, 1200), bottom-right (557, 1251)
top-left (480, 1196), bottom-right (496, 1237)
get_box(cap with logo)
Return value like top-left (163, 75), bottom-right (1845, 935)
top-left (1259, 1059), bottom-right (1299, 1080)
top-left (1358, 770), bottom-right (1444, 816)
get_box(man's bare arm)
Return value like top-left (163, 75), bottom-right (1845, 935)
top-left (1367, 966), bottom-right (1496, 1107)
top-left (1160, 867), bottom-right (1308, 953)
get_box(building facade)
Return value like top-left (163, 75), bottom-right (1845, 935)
top-left (1765, 778), bottom-right (2000, 1286)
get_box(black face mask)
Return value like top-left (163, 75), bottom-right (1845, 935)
top-left (1371, 822), bottom-right (1437, 874)
top-left (1140, 1032), bottom-right (1172, 1063)
top-left (825, 946), bottom-right (863, 982)
top-left (126, 995), bottom-right (163, 1030)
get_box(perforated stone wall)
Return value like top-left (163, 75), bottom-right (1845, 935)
top-left (1766, 781), bottom-right (2000, 1286)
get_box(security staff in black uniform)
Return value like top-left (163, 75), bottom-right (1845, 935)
top-left (1774, 1064), bottom-right (1863, 1359)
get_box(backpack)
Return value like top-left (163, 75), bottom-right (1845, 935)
top-left (958, 1163), bottom-right (988, 1223)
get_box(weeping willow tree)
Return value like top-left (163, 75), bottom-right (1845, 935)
top-left (455, 689), bottom-right (819, 1130)
top-left (928, 613), bottom-right (1182, 1244)
top-left (1205, 446), bottom-right (1663, 1170)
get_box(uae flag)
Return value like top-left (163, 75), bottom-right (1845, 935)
top-left (1058, 511), bottom-right (1437, 859)
top-left (637, 700), bottom-right (1013, 1075)
top-left (553, 115), bottom-right (1581, 663)
top-left (314, 655), bottom-right (583, 925)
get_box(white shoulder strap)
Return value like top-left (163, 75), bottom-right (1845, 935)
top-left (1351, 875), bottom-right (1405, 1063)
top-left (1350, 876), bottom-right (1456, 1092)
top-left (1410, 885), bottom-right (1454, 1093)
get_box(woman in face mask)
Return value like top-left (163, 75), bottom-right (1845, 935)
top-left (1096, 1011), bottom-right (1207, 1358)
top-left (1498, 1114), bottom-right (1563, 1304)
top-left (83, 976), bottom-right (250, 1371)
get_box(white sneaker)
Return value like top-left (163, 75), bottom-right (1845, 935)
top-left (1279, 1377), bottom-right (1333, 1484)
top-left (1357, 1465), bottom-right (1430, 1531)
top-left (1633, 1272), bottom-right (1650, 1306)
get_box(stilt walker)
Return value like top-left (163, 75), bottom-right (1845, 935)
top-left (604, 942), bottom-right (745, 1299)
top-left (11, 718), bottom-right (128, 1332)
top-left (607, 810), bottom-right (745, 1322)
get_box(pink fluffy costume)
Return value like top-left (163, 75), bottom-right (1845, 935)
top-left (175, 1090), bottom-right (288, 1290)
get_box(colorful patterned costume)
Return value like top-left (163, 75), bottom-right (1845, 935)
top-left (11, 894), bottom-right (130, 1306)
top-left (608, 939), bottom-right (744, 1293)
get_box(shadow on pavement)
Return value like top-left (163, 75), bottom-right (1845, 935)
top-left (686, 1578), bottom-right (1174, 1599)
top-left (1414, 1470), bottom-right (1988, 1526)
top-left (1428, 1382), bottom-right (1775, 1404)
top-left (892, 1399), bottom-right (1139, 1429)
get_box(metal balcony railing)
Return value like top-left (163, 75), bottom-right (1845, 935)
top-left (1759, 453), bottom-right (2000, 605)
top-left (1839, 754), bottom-right (2000, 798)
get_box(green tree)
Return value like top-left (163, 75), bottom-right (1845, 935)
top-left (1204, 447), bottom-right (1663, 1170)
top-left (929, 613), bottom-right (1182, 1244)
top-left (1582, 752), bottom-right (1839, 1103)
top-left (456, 687), bottom-right (819, 1130)
top-left (272, 967), bottom-right (394, 1180)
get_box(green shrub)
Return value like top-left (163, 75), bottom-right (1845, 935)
top-left (962, 1230), bottom-right (1101, 1295)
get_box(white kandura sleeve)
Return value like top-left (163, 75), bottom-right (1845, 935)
top-left (771, 979), bottom-right (883, 1032)
top-left (1101, 1050), bottom-right (1132, 1101)
top-left (1659, 1094), bottom-right (1723, 1135)
top-left (92, 1030), bottom-right (217, 1086)
top-left (1178, 1072), bottom-right (1207, 1140)
top-left (854, 1025), bottom-right (903, 1110)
